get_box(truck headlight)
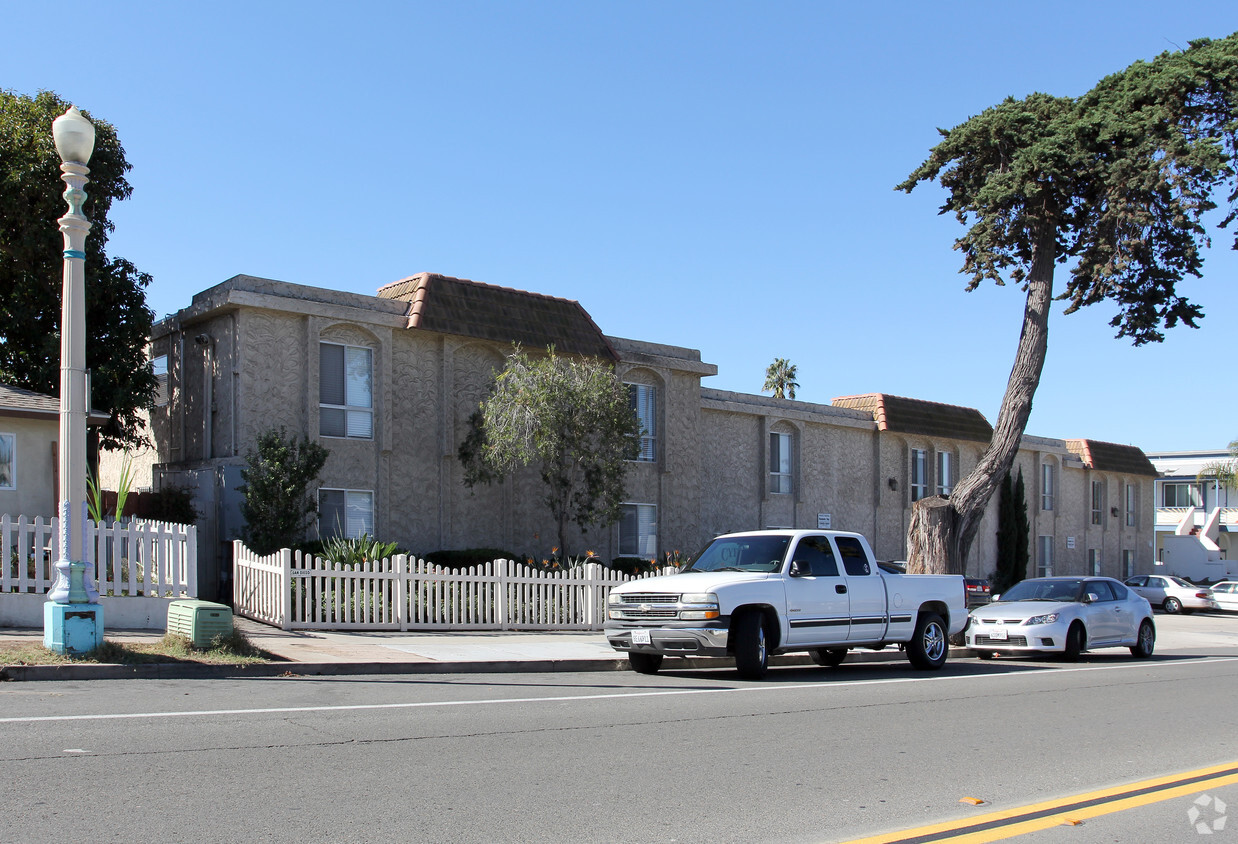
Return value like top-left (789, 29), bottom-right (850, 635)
top-left (679, 593), bottom-right (719, 620)
top-left (608, 592), bottom-right (624, 605)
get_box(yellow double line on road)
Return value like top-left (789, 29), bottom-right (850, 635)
top-left (842, 761), bottom-right (1238, 843)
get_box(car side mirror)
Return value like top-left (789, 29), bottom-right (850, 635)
top-left (1084, 592), bottom-right (1100, 604)
top-left (991, 594), bottom-right (1001, 602)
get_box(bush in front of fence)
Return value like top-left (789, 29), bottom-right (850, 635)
top-left (422, 548), bottom-right (526, 570)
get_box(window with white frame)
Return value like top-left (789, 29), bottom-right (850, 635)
top-left (1089, 548), bottom-right (1101, 577)
top-left (1037, 535), bottom-right (1054, 577)
top-left (936, 451), bottom-right (953, 496)
top-left (1162, 482), bottom-right (1201, 508)
top-left (152, 354), bottom-right (169, 407)
top-left (320, 342), bottom-right (373, 439)
top-left (619, 503), bottom-right (657, 557)
top-left (910, 449), bottom-right (928, 502)
top-left (0, 432), bottom-right (14, 490)
top-left (1125, 484), bottom-right (1137, 527)
top-left (1041, 463), bottom-right (1054, 511)
top-left (627, 383), bottom-right (656, 462)
top-left (1123, 549), bottom-right (1135, 579)
top-left (318, 489), bottom-right (374, 539)
top-left (1091, 481), bottom-right (1104, 526)
top-left (769, 432), bottom-right (792, 494)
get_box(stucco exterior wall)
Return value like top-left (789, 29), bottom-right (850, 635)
top-left (0, 416), bottom-right (57, 518)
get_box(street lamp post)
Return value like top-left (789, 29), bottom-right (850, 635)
top-left (44, 105), bottom-right (104, 654)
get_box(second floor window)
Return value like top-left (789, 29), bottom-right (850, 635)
top-left (910, 449), bottom-right (927, 502)
top-left (769, 432), bottom-right (792, 494)
top-left (1041, 463), bottom-right (1054, 511)
top-left (1091, 481), bottom-right (1104, 526)
top-left (1126, 484), bottom-right (1137, 527)
top-left (320, 343), bottom-right (373, 439)
top-left (627, 383), bottom-right (656, 461)
top-left (152, 354), bottom-right (169, 407)
top-left (936, 451), bottom-right (952, 496)
top-left (1162, 482), bottom-right (1201, 508)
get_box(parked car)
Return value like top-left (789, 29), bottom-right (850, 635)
top-left (1123, 574), bottom-right (1218, 614)
top-left (965, 578), bottom-right (991, 607)
top-left (1208, 581), bottom-right (1238, 612)
top-left (966, 576), bottom-right (1155, 661)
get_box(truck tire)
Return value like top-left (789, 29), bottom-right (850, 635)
top-left (628, 652), bottom-right (663, 674)
top-left (733, 611), bottom-right (769, 679)
top-left (906, 612), bottom-right (948, 670)
top-left (810, 648), bottom-right (847, 667)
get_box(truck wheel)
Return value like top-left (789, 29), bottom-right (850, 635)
top-left (733, 611), bottom-right (769, 679)
top-left (628, 652), bottom-right (663, 675)
top-left (906, 612), bottom-right (948, 670)
top-left (810, 648), bottom-right (847, 667)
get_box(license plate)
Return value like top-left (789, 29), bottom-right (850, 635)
top-left (631, 630), bottom-right (652, 646)
top-left (989, 626), bottom-right (1008, 640)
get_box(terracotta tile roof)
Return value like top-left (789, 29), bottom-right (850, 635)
top-left (830, 393), bottom-right (993, 443)
top-left (1065, 439), bottom-right (1157, 476)
top-left (377, 273), bottom-right (616, 360)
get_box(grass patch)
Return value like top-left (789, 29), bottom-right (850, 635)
top-left (0, 629), bottom-right (276, 666)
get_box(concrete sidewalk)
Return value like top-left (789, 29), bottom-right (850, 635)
top-left (2, 612), bottom-right (1235, 681)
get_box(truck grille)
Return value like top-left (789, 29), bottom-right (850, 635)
top-left (609, 593), bottom-right (684, 621)
top-left (617, 593), bottom-right (679, 604)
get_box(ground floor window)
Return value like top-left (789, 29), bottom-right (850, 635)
top-left (319, 489), bottom-right (374, 539)
top-left (1123, 549), bottom-right (1135, 579)
top-left (1037, 535), bottom-right (1054, 577)
top-left (1089, 548), bottom-right (1101, 577)
top-left (0, 432), bottom-right (13, 490)
top-left (619, 503), bottom-right (657, 558)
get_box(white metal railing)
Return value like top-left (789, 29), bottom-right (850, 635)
top-left (231, 541), bottom-right (675, 631)
top-left (0, 514), bottom-right (197, 597)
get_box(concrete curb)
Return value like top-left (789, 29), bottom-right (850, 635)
top-left (0, 646), bottom-right (967, 682)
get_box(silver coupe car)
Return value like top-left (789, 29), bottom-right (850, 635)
top-left (967, 576), bottom-right (1155, 661)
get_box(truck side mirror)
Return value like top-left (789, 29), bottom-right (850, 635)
top-left (789, 561), bottom-right (805, 577)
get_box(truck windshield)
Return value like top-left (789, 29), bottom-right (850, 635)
top-left (684, 535), bottom-right (791, 573)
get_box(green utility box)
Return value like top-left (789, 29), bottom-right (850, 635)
top-left (166, 600), bottom-right (234, 647)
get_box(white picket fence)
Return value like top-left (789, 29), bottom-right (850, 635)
top-left (232, 541), bottom-right (674, 631)
top-left (0, 514), bottom-right (197, 598)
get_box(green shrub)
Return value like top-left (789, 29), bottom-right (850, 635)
top-left (610, 556), bottom-right (658, 576)
top-left (147, 484), bottom-right (199, 526)
top-left (422, 548), bottom-right (525, 570)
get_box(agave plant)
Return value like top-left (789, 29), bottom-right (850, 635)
top-left (320, 533), bottom-right (400, 567)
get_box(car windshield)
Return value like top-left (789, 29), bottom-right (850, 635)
top-left (683, 535), bottom-right (791, 573)
top-left (997, 579), bottom-right (1085, 603)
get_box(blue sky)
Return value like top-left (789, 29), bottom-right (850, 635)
top-left (4, 2), bottom-right (1236, 452)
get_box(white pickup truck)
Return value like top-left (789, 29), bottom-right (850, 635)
top-left (603, 529), bottom-right (967, 679)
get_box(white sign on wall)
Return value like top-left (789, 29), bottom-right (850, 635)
top-left (1066, 536), bottom-right (1076, 550)
top-left (817, 513), bottom-right (832, 529)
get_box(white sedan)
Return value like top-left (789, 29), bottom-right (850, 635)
top-left (1123, 574), bottom-right (1217, 613)
top-left (1209, 581), bottom-right (1238, 612)
top-left (967, 576), bottom-right (1155, 661)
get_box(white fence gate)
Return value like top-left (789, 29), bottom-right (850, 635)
top-left (232, 541), bottom-right (672, 631)
top-left (0, 514), bottom-right (198, 598)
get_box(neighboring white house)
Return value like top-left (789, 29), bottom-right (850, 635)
top-left (1146, 449), bottom-right (1238, 582)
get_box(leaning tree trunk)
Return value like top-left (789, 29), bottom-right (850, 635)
top-left (907, 221), bottom-right (1057, 575)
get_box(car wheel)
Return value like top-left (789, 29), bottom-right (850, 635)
top-left (733, 611), bottom-right (769, 679)
top-left (810, 648), bottom-right (847, 667)
top-left (1130, 620), bottom-right (1155, 659)
top-left (1062, 622), bottom-right (1085, 661)
top-left (628, 652), bottom-right (663, 675)
top-left (1163, 597), bottom-right (1182, 614)
top-left (906, 612), bottom-right (948, 670)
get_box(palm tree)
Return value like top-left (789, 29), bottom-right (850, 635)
top-left (762, 358), bottom-right (799, 400)
top-left (1198, 439), bottom-right (1238, 489)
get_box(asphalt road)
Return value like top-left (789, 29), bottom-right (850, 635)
top-left (4, 641), bottom-right (1238, 844)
